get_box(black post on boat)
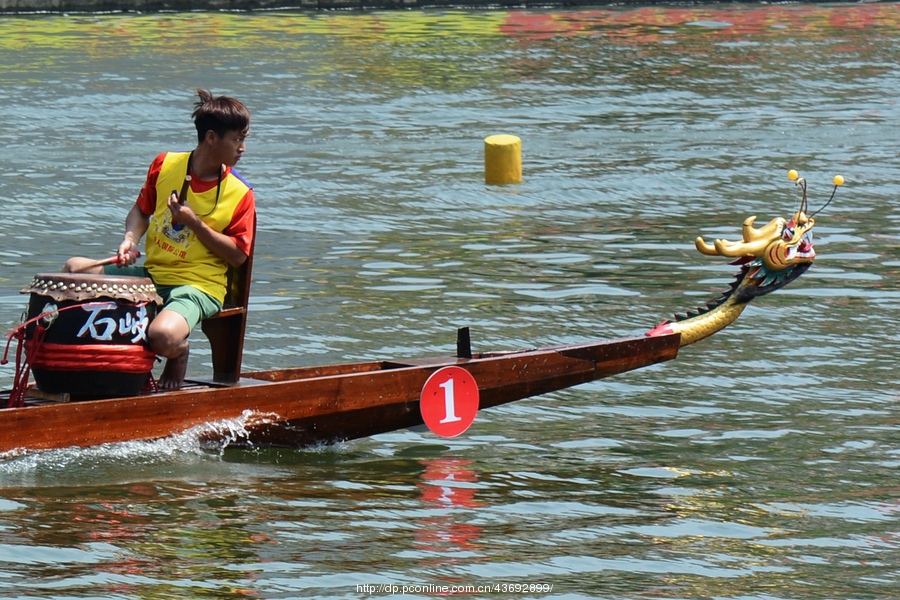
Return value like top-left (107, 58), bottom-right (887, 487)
top-left (456, 327), bottom-right (472, 359)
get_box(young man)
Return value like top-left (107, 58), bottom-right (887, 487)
top-left (65, 89), bottom-right (256, 390)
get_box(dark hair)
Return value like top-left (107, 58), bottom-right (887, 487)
top-left (192, 89), bottom-right (250, 143)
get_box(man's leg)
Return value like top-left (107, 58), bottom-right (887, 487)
top-left (148, 310), bottom-right (192, 390)
top-left (148, 285), bottom-right (221, 390)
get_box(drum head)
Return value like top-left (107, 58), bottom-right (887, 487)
top-left (22, 273), bottom-right (161, 304)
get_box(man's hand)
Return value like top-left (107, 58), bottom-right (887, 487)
top-left (117, 236), bottom-right (141, 266)
top-left (168, 192), bottom-right (200, 230)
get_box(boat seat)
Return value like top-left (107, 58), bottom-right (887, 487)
top-left (200, 221), bottom-right (255, 384)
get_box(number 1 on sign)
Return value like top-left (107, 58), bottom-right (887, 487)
top-left (439, 378), bottom-right (461, 424)
top-left (420, 366), bottom-right (480, 438)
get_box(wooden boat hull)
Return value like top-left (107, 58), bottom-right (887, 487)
top-left (0, 333), bottom-right (680, 454)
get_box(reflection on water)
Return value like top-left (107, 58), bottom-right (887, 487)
top-left (1, 4), bottom-right (899, 599)
top-left (415, 458), bottom-right (483, 558)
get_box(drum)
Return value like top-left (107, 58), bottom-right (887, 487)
top-left (22, 273), bottom-right (162, 400)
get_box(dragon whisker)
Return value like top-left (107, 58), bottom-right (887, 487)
top-left (810, 181), bottom-right (842, 219)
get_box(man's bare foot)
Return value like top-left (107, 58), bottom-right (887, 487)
top-left (159, 346), bottom-right (189, 390)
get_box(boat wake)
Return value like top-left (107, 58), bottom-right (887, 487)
top-left (0, 410), bottom-right (279, 482)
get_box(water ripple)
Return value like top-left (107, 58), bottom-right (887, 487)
top-left (1, 5), bottom-right (899, 600)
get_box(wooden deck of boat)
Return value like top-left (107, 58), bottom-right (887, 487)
top-left (3, 335), bottom-right (681, 411)
top-left (5, 377), bottom-right (258, 408)
top-left (3, 355), bottom-right (454, 408)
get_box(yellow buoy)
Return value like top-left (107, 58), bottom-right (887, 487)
top-left (484, 134), bottom-right (522, 185)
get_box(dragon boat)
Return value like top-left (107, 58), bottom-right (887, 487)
top-left (0, 172), bottom-right (840, 455)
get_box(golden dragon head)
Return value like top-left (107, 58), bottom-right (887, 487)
top-left (693, 169), bottom-right (838, 270)
top-left (647, 171), bottom-right (843, 346)
top-left (694, 210), bottom-right (817, 270)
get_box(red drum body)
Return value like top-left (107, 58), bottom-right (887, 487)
top-left (22, 273), bottom-right (162, 400)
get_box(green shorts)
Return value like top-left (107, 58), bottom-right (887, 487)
top-left (103, 265), bottom-right (223, 330)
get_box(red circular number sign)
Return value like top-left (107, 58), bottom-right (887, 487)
top-left (419, 366), bottom-right (480, 438)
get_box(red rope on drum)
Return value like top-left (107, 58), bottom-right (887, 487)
top-left (143, 372), bottom-right (159, 394)
top-left (2, 301), bottom-right (156, 408)
top-left (26, 342), bottom-right (157, 373)
top-left (1, 323), bottom-right (46, 408)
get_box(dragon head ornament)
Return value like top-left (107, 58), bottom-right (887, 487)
top-left (647, 170), bottom-right (843, 346)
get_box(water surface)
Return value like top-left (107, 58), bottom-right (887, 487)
top-left (0, 4), bottom-right (898, 599)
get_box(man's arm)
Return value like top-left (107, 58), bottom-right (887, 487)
top-left (117, 202), bottom-right (151, 266)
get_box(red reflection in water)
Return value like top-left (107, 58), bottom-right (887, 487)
top-left (500, 4), bottom-right (898, 43)
top-left (415, 458), bottom-right (483, 554)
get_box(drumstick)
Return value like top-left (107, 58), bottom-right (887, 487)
top-left (176, 175), bottom-right (191, 206)
top-left (73, 250), bottom-right (141, 272)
